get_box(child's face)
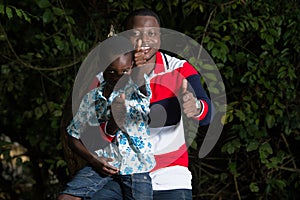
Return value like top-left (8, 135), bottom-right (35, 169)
top-left (103, 53), bottom-right (133, 86)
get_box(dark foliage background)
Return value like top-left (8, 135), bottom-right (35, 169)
top-left (1, 0), bottom-right (299, 199)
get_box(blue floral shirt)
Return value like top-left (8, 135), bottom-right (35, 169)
top-left (67, 75), bottom-right (156, 175)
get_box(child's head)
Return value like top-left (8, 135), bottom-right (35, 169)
top-left (103, 52), bottom-right (133, 86)
top-left (99, 35), bottom-right (134, 87)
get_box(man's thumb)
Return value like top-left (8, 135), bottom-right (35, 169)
top-left (182, 79), bottom-right (188, 94)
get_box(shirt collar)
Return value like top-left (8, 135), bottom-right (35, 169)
top-left (153, 52), bottom-right (165, 74)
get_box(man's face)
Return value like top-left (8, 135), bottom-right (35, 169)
top-left (128, 16), bottom-right (161, 63)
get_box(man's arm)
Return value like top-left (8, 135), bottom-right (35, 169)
top-left (180, 64), bottom-right (212, 125)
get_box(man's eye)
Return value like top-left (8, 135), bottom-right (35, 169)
top-left (132, 31), bottom-right (141, 37)
top-left (147, 31), bottom-right (156, 37)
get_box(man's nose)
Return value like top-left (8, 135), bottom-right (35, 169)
top-left (141, 33), bottom-right (150, 42)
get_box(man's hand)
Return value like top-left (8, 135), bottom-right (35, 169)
top-left (181, 79), bottom-right (201, 118)
top-left (134, 39), bottom-right (146, 67)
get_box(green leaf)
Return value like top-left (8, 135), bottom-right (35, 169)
top-left (222, 35), bottom-right (231, 41)
top-left (53, 7), bottom-right (64, 16)
top-left (207, 41), bottom-right (214, 51)
top-left (211, 48), bottom-right (219, 59)
top-left (0, 34), bottom-right (5, 41)
top-left (21, 10), bottom-right (31, 23)
top-left (53, 110), bottom-right (62, 117)
top-left (222, 139), bottom-right (241, 154)
top-left (202, 35), bottom-right (210, 43)
top-left (66, 16), bottom-right (75, 25)
top-left (204, 73), bottom-right (217, 81)
top-left (156, 2), bottom-right (163, 11)
top-left (201, 64), bottom-right (215, 71)
top-left (34, 107), bottom-right (43, 119)
top-left (16, 9), bottom-right (22, 18)
top-left (5, 7), bottom-right (13, 19)
top-left (250, 182), bottom-right (259, 192)
top-left (43, 9), bottom-right (54, 24)
top-left (265, 35), bottom-right (274, 45)
top-left (190, 140), bottom-right (197, 150)
top-left (246, 141), bottom-right (259, 152)
top-left (228, 161), bottom-right (239, 176)
top-left (37, 0), bottom-right (51, 8)
top-left (250, 21), bottom-right (259, 30)
top-left (235, 109), bottom-right (246, 121)
top-left (199, 4), bottom-right (204, 13)
top-left (266, 155), bottom-right (283, 169)
top-left (56, 159), bottom-right (67, 168)
top-left (265, 114), bottom-right (275, 128)
top-left (54, 36), bottom-right (65, 50)
top-left (208, 86), bottom-right (220, 94)
top-left (259, 142), bottom-right (273, 163)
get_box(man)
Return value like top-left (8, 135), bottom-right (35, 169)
top-left (58, 8), bottom-right (212, 200)
top-left (92, 8), bottom-right (212, 200)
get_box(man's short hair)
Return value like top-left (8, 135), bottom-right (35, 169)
top-left (124, 8), bottom-right (161, 30)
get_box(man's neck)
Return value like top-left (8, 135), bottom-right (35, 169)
top-left (144, 53), bottom-right (157, 75)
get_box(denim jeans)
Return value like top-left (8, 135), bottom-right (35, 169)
top-left (91, 179), bottom-right (192, 200)
top-left (153, 189), bottom-right (192, 200)
top-left (91, 172), bottom-right (153, 200)
top-left (60, 166), bottom-right (112, 199)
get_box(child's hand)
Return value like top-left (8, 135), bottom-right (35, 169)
top-left (91, 155), bottom-right (119, 176)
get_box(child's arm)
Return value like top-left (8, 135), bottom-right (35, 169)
top-left (67, 88), bottom-right (120, 175)
top-left (67, 135), bottom-right (119, 176)
top-left (105, 93), bottom-right (126, 135)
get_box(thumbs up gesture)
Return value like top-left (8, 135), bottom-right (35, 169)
top-left (181, 79), bottom-right (201, 118)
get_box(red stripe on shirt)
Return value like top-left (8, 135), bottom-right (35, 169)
top-left (197, 100), bottom-right (209, 120)
top-left (177, 62), bottom-right (199, 78)
top-left (88, 77), bottom-right (101, 90)
top-left (151, 144), bottom-right (189, 172)
top-left (154, 52), bottom-right (165, 74)
top-left (100, 122), bottom-right (115, 142)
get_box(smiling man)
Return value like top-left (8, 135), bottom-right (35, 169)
top-left (92, 9), bottom-right (212, 200)
top-left (58, 8), bottom-right (212, 200)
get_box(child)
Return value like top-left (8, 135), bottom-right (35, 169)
top-left (59, 36), bottom-right (155, 200)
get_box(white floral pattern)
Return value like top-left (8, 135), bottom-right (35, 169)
top-left (67, 75), bottom-right (155, 175)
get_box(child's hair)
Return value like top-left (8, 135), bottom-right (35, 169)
top-left (124, 8), bottom-right (161, 30)
top-left (102, 35), bottom-right (133, 59)
top-left (97, 35), bottom-right (133, 70)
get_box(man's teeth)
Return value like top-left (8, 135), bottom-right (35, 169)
top-left (141, 47), bottom-right (150, 50)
